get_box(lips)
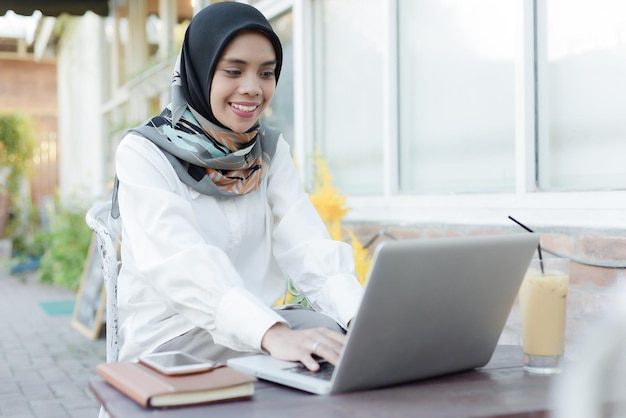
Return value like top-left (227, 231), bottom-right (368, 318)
top-left (231, 103), bottom-right (259, 113)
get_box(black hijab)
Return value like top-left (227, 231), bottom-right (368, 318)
top-left (179, 2), bottom-right (283, 129)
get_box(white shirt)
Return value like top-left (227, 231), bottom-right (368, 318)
top-left (115, 132), bottom-right (364, 362)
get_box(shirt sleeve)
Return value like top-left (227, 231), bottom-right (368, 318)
top-left (267, 141), bottom-right (365, 328)
top-left (116, 133), bottom-right (286, 353)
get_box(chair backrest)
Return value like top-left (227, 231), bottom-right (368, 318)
top-left (85, 200), bottom-right (120, 363)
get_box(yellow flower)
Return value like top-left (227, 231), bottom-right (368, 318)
top-left (309, 156), bottom-right (372, 285)
top-left (345, 229), bottom-right (373, 286)
top-left (309, 154), bottom-right (350, 238)
top-left (274, 153), bottom-right (372, 306)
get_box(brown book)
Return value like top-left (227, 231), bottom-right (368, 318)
top-left (96, 361), bottom-right (256, 408)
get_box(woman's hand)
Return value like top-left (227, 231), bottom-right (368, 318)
top-left (261, 323), bottom-right (347, 371)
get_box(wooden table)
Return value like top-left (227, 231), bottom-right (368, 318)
top-left (89, 345), bottom-right (558, 418)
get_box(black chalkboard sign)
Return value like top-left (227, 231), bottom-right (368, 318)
top-left (71, 237), bottom-right (106, 339)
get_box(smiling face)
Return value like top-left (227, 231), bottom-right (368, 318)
top-left (209, 31), bottom-right (277, 133)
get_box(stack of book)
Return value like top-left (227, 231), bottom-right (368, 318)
top-left (96, 361), bottom-right (257, 408)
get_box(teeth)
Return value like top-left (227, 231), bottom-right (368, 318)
top-left (232, 104), bottom-right (257, 112)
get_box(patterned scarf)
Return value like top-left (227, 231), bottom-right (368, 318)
top-left (141, 104), bottom-right (276, 196)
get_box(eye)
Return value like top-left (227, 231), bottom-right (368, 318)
top-left (223, 69), bottom-right (242, 76)
top-left (260, 70), bottom-right (275, 79)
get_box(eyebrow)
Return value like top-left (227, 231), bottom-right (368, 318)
top-left (220, 58), bottom-right (277, 67)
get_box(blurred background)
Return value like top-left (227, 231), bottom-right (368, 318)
top-left (1, 0), bottom-right (626, 358)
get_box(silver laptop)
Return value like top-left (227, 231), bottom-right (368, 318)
top-left (227, 233), bottom-right (539, 395)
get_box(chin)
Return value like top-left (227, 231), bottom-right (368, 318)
top-left (230, 122), bottom-right (258, 134)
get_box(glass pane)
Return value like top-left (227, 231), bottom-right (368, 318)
top-left (312, 0), bottom-right (385, 195)
top-left (537, 0), bottom-right (626, 190)
top-left (398, 0), bottom-right (516, 193)
top-left (264, 12), bottom-right (294, 149)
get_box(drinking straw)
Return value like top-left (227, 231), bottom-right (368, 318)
top-left (508, 216), bottom-right (545, 274)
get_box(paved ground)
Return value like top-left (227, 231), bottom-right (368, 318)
top-left (0, 268), bottom-right (106, 417)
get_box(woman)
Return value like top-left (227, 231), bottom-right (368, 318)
top-left (114, 2), bottom-right (364, 372)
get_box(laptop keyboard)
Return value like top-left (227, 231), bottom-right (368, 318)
top-left (285, 360), bottom-right (335, 381)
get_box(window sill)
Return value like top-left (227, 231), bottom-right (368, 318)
top-left (345, 191), bottom-right (626, 230)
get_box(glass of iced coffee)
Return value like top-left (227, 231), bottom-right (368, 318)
top-left (518, 257), bottom-right (569, 374)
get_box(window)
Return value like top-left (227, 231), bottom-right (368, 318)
top-left (398, 0), bottom-right (517, 194)
top-left (311, 0), bottom-right (626, 197)
top-left (265, 11), bottom-right (295, 148)
top-left (312, 0), bottom-right (386, 195)
top-left (536, 0), bottom-right (626, 191)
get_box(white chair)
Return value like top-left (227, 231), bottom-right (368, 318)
top-left (85, 200), bottom-right (120, 363)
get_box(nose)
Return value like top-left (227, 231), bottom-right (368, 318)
top-left (239, 74), bottom-right (262, 96)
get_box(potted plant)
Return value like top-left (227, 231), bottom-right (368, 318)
top-left (0, 113), bottom-right (36, 255)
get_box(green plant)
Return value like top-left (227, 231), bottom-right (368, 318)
top-left (0, 113), bottom-right (36, 239)
top-left (38, 200), bottom-right (92, 291)
top-left (9, 200), bottom-right (46, 273)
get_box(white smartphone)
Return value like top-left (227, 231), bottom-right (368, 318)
top-left (138, 351), bottom-right (217, 375)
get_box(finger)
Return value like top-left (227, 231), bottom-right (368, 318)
top-left (299, 338), bottom-right (331, 371)
top-left (303, 357), bottom-right (321, 371)
top-left (304, 327), bottom-right (345, 345)
top-left (301, 347), bottom-right (321, 371)
top-left (312, 329), bottom-right (346, 354)
top-left (295, 328), bottom-right (347, 370)
top-left (314, 339), bottom-right (341, 360)
top-left (307, 336), bottom-right (340, 363)
top-left (322, 330), bottom-right (346, 350)
top-left (312, 341), bottom-right (341, 365)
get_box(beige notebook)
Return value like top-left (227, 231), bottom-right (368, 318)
top-left (96, 361), bottom-right (256, 408)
